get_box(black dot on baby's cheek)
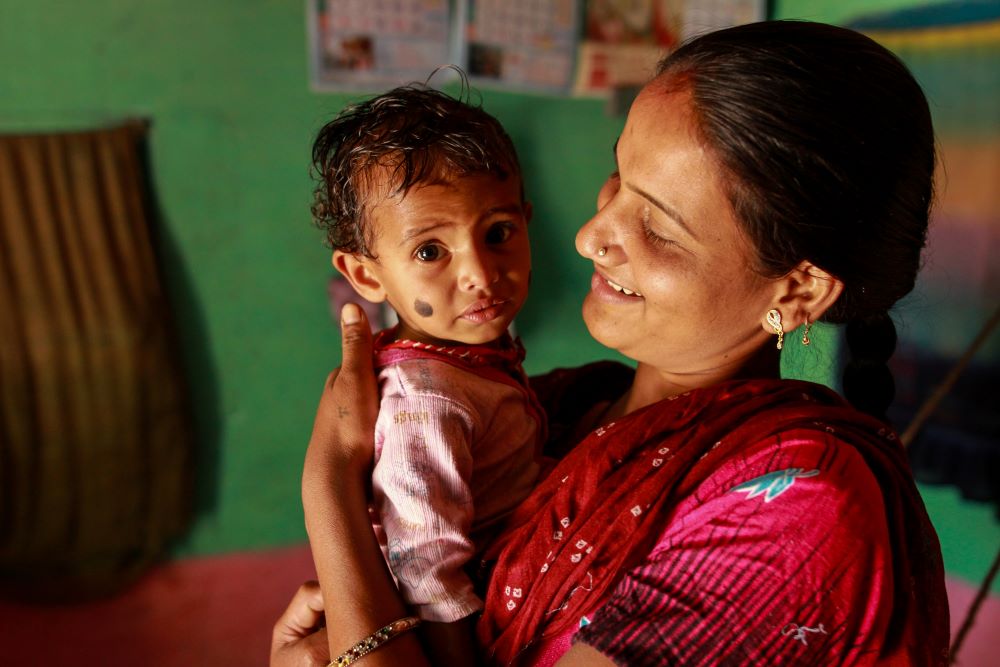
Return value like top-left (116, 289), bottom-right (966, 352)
top-left (414, 299), bottom-right (433, 317)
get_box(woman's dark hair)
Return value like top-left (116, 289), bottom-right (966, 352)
top-left (311, 82), bottom-right (522, 258)
top-left (657, 20), bottom-right (935, 420)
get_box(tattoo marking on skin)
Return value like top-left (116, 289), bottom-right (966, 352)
top-left (781, 623), bottom-right (828, 646)
top-left (337, 405), bottom-right (349, 418)
top-left (413, 299), bottom-right (433, 317)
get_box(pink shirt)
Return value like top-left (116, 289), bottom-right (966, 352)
top-left (373, 352), bottom-right (541, 622)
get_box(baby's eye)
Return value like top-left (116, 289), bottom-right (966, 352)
top-left (414, 244), bottom-right (443, 262)
top-left (485, 221), bottom-right (515, 245)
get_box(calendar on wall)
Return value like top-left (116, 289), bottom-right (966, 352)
top-left (461, 0), bottom-right (580, 94)
top-left (308, 0), bottom-right (454, 91)
top-left (307, 0), bottom-right (766, 95)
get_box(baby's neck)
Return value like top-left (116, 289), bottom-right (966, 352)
top-left (392, 320), bottom-right (505, 349)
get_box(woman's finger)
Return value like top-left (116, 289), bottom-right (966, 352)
top-left (333, 303), bottom-right (378, 419)
top-left (272, 581), bottom-right (324, 647)
top-left (305, 303), bottom-right (380, 471)
top-left (330, 303), bottom-right (378, 436)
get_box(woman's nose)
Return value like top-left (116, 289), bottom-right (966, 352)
top-left (577, 172), bottom-right (621, 260)
top-left (576, 205), bottom-right (616, 263)
top-left (596, 172), bottom-right (620, 212)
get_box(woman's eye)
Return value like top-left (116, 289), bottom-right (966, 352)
top-left (414, 244), bottom-right (442, 261)
top-left (485, 222), bottom-right (514, 245)
top-left (643, 221), bottom-right (676, 249)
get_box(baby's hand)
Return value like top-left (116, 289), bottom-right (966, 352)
top-left (304, 303), bottom-right (379, 478)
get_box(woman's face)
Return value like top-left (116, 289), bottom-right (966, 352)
top-left (575, 83), bottom-right (778, 385)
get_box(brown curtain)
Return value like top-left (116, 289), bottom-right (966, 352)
top-left (0, 122), bottom-right (194, 600)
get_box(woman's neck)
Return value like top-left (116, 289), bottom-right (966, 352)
top-left (606, 347), bottom-right (781, 421)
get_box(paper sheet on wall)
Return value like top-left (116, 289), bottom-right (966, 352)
top-left (307, 0), bottom-right (766, 96)
top-left (573, 0), bottom-right (766, 96)
top-left (309, 0), bottom-right (455, 91)
top-left (460, 0), bottom-right (581, 94)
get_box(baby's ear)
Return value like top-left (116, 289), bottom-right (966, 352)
top-left (332, 250), bottom-right (387, 303)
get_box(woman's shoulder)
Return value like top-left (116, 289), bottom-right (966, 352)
top-left (690, 423), bottom-right (887, 508)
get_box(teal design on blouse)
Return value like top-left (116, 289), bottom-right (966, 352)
top-left (730, 468), bottom-right (820, 503)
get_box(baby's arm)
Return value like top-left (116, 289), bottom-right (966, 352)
top-left (374, 388), bottom-right (483, 664)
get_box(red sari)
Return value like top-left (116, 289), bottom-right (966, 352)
top-left (478, 366), bottom-right (949, 665)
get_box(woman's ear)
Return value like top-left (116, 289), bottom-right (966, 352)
top-left (332, 250), bottom-right (387, 303)
top-left (772, 260), bottom-right (844, 330)
top-left (523, 200), bottom-right (534, 224)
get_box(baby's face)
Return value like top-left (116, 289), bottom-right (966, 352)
top-left (364, 171), bottom-right (531, 346)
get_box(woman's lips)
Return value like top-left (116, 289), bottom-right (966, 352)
top-left (590, 272), bottom-right (644, 302)
top-left (460, 297), bottom-right (509, 323)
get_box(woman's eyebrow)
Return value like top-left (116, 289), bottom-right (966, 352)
top-left (628, 184), bottom-right (698, 241)
top-left (614, 138), bottom-right (699, 241)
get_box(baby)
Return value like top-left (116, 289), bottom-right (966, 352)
top-left (310, 83), bottom-right (544, 661)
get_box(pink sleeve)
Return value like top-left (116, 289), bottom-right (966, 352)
top-left (372, 392), bottom-right (482, 623)
top-left (575, 433), bottom-right (895, 665)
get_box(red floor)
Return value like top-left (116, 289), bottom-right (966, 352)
top-left (0, 545), bottom-right (316, 667)
top-left (0, 544), bottom-right (996, 666)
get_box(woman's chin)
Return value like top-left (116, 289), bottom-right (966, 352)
top-left (582, 302), bottom-right (625, 354)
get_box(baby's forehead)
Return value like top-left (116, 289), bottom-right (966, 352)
top-left (360, 163), bottom-right (517, 207)
top-left (362, 168), bottom-right (524, 242)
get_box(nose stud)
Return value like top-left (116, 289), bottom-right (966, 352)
top-left (597, 246), bottom-right (607, 257)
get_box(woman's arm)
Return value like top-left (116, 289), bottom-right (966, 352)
top-left (301, 303), bottom-right (430, 667)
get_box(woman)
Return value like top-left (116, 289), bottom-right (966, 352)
top-left (279, 20), bottom-right (949, 666)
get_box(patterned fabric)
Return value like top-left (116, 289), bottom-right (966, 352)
top-left (370, 328), bottom-right (544, 623)
top-left (478, 366), bottom-right (949, 666)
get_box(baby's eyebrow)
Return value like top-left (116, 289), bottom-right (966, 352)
top-left (399, 221), bottom-right (452, 245)
top-left (483, 204), bottom-right (525, 219)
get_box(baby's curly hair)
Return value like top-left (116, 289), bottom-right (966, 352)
top-left (311, 82), bottom-right (522, 258)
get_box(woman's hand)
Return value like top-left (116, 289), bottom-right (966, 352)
top-left (304, 303), bottom-right (380, 479)
top-left (301, 303), bottom-right (428, 665)
top-left (270, 581), bottom-right (329, 667)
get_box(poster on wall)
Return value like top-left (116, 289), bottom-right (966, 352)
top-left (307, 0), bottom-right (766, 96)
top-left (460, 0), bottom-right (581, 94)
top-left (681, 0), bottom-right (767, 41)
top-left (308, 0), bottom-right (456, 91)
top-left (573, 0), bottom-right (766, 96)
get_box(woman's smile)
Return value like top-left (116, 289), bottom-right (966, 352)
top-left (589, 271), bottom-right (644, 301)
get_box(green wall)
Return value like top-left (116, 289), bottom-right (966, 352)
top-left (0, 0), bottom-right (622, 557)
top-left (2, 0), bottom-right (995, 590)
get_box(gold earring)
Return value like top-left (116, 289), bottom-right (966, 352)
top-left (597, 246), bottom-right (607, 257)
top-left (766, 309), bottom-right (784, 350)
top-left (802, 316), bottom-right (812, 346)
